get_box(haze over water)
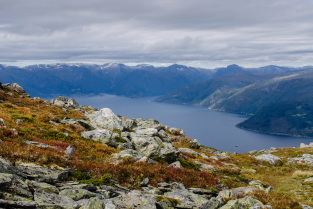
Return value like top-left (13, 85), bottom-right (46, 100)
top-left (74, 94), bottom-right (313, 153)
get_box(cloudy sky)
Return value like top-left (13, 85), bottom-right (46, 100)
top-left (1, 0), bottom-right (313, 68)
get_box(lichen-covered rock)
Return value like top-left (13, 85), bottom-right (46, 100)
top-left (0, 173), bottom-right (32, 197)
top-left (79, 197), bottom-right (106, 209)
top-left (81, 129), bottom-right (116, 147)
top-left (249, 180), bottom-right (273, 193)
top-left (113, 149), bottom-right (145, 160)
top-left (220, 196), bottom-right (264, 209)
top-left (59, 189), bottom-right (99, 201)
top-left (134, 128), bottom-right (159, 137)
top-left (51, 96), bottom-right (80, 109)
top-left (288, 154), bottom-right (313, 166)
top-left (194, 161), bottom-right (215, 172)
top-left (131, 135), bottom-right (178, 162)
top-left (17, 163), bottom-right (70, 183)
top-left (199, 197), bottom-right (224, 209)
top-left (219, 187), bottom-right (260, 200)
top-left (255, 154), bottom-right (282, 166)
top-left (27, 180), bottom-right (59, 193)
top-left (61, 118), bottom-right (93, 130)
top-left (167, 127), bottom-right (185, 136)
top-left (10, 83), bottom-right (26, 94)
top-left (178, 147), bottom-right (200, 156)
top-left (136, 118), bottom-right (164, 130)
top-left (87, 108), bottom-right (124, 130)
top-left (34, 189), bottom-right (78, 208)
top-left (164, 189), bottom-right (209, 208)
top-left (190, 139), bottom-right (202, 149)
top-left (113, 190), bottom-right (157, 209)
top-left (0, 199), bottom-right (38, 208)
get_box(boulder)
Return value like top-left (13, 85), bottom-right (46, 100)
top-left (168, 127), bottom-right (185, 136)
top-left (194, 161), bottom-right (216, 172)
top-left (17, 163), bottom-right (70, 183)
top-left (61, 118), bottom-right (93, 130)
top-left (136, 118), bottom-right (164, 130)
top-left (79, 197), bottom-right (107, 209)
top-left (220, 196), bottom-right (265, 209)
top-left (113, 190), bottom-right (157, 209)
top-left (164, 189), bottom-right (209, 208)
top-left (200, 197), bottom-right (224, 209)
top-left (288, 154), bottom-right (313, 166)
top-left (81, 129), bottom-right (116, 147)
top-left (87, 108), bottom-right (124, 130)
top-left (134, 128), bottom-right (159, 137)
top-left (34, 189), bottom-right (78, 208)
top-left (10, 83), bottom-right (26, 94)
top-left (27, 180), bottom-right (59, 193)
top-left (131, 135), bottom-right (178, 162)
top-left (190, 139), bottom-right (202, 149)
top-left (59, 189), bottom-right (99, 201)
top-left (113, 149), bottom-right (145, 160)
top-left (51, 96), bottom-right (80, 109)
top-left (255, 154), bottom-right (282, 166)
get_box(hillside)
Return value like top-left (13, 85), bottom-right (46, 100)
top-left (157, 68), bottom-right (313, 137)
top-left (0, 82), bottom-right (313, 208)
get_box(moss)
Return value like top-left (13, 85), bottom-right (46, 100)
top-left (178, 158), bottom-right (201, 171)
top-left (156, 196), bottom-right (181, 207)
top-left (114, 136), bottom-right (127, 143)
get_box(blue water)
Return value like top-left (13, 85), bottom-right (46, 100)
top-left (73, 94), bottom-right (313, 153)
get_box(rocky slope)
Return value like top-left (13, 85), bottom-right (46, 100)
top-left (0, 82), bottom-right (313, 208)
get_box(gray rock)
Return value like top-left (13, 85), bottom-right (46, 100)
top-left (34, 189), bottom-right (78, 208)
top-left (304, 177), bottom-right (313, 183)
top-left (200, 197), bottom-right (224, 209)
top-left (61, 118), bottom-right (93, 130)
top-left (140, 177), bottom-right (149, 187)
top-left (27, 180), bottom-right (59, 193)
top-left (0, 173), bottom-right (32, 197)
top-left (10, 83), bottom-right (26, 94)
top-left (17, 163), bottom-right (70, 183)
top-left (190, 139), bottom-right (202, 149)
top-left (0, 199), bottom-right (38, 208)
top-left (136, 118), bottom-right (164, 130)
top-left (288, 154), bottom-right (313, 166)
top-left (131, 135), bottom-right (178, 162)
top-left (158, 130), bottom-right (168, 138)
top-left (87, 108), bottom-right (124, 130)
top-left (168, 161), bottom-right (183, 168)
top-left (113, 190), bottom-right (157, 209)
top-left (164, 189), bottom-right (209, 208)
top-left (59, 189), bottom-right (99, 201)
top-left (26, 140), bottom-right (58, 149)
top-left (0, 118), bottom-right (5, 127)
top-left (65, 145), bottom-right (75, 157)
top-left (178, 147), bottom-right (199, 156)
top-left (80, 197), bottom-right (106, 209)
top-left (255, 154), bottom-right (282, 165)
top-left (194, 161), bottom-right (215, 172)
top-left (168, 127), bottom-right (185, 136)
top-left (134, 128), bottom-right (159, 136)
top-left (219, 187), bottom-right (260, 200)
top-left (301, 204), bottom-right (313, 209)
top-left (189, 187), bottom-right (218, 197)
top-left (113, 149), bottom-right (145, 160)
top-left (51, 96), bottom-right (80, 109)
top-left (220, 195), bottom-right (264, 209)
top-left (81, 129), bottom-right (116, 147)
top-left (249, 180), bottom-right (273, 193)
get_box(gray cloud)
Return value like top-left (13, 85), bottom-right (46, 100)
top-left (1, 0), bottom-right (313, 67)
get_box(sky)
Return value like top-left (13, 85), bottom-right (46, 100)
top-left (1, 0), bottom-right (313, 68)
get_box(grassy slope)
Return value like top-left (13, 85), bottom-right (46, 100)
top-left (0, 86), bottom-right (313, 208)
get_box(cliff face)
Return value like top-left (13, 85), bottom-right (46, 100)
top-left (0, 82), bottom-right (313, 208)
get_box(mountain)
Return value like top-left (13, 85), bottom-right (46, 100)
top-left (0, 82), bottom-right (312, 208)
top-left (0, 63), bottom-right (211, 98)
top-left (156, 67), bottom-right (313, 137)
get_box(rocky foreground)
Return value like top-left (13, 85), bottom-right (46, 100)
top-left (0, 83), bottom-right (313, 208)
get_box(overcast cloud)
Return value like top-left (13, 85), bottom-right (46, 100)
top-left (1, 0), bottom-right (313, 68)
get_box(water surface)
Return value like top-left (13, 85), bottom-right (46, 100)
top-left (73, 94), bottom-right (313, 153)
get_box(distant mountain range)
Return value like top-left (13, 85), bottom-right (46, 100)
top-left (156, 66), bottom-right (313, 138)
top-left (1, 63), bottom-right (310, 98)
top-left (2, 62), bottom-right (313, 137)
top-left (0, 63), bottom-right (211, 97)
